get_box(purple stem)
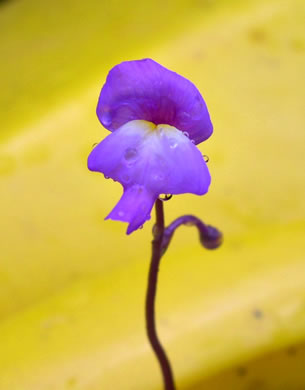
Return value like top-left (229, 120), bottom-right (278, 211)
top-left (145, 199), bottom-right (176, 390)
top-left (145, 202), bottom-right (222, 390)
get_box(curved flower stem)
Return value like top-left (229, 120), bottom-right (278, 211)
top-left (162, 215), bottom-right (223, 253)
top-left (145, 199), bottom-right (176, 390)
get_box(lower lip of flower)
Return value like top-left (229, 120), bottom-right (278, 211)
top-left (88, 119), bottom-right (211, 234)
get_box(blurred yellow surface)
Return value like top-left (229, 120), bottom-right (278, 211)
top-left (0, 0), bottom-right (305, 389)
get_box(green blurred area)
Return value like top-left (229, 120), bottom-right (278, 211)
top-left (0, 0), bottom-right (305, 389)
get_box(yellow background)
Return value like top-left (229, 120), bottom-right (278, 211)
top-left (0, 0), bottom-right (305, 388)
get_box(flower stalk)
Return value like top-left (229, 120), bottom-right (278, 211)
top-left (145, 199), bottom-right (176, 390)
top-left (145, 199), bottom-right (222, 390)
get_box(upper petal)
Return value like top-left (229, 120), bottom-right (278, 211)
top-left (88, 120), bottom-right (211, 197)
top-left (97, 59), bottom-right (213, 144)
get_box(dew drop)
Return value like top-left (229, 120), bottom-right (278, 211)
top-left (124, 147), bottom-right (138, 161)
top-left (139, 225), bottom-right (143, 230)
top-left (183, 131), bottom-right (190, 138)
top-left (104, 174), bottom-right (110, 179)
top-left (121, 173), bottom-right (131, 184)
top-left (92, 143), bottom-right (98, 148)
top-left (101, 112), bottom-right (111, 126)
top-left (191, 139), bottom-right (195, 144)
top-left (169, 138), bottom-right (178, 149)
top-left (203, 155), bottom-right (209, 163)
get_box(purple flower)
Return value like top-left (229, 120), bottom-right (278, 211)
top-left (88, 59), bottom-right (213, 234)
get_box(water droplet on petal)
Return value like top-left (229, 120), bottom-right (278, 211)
top-left (118, 211), bottom-right (125, 217)
top-left (139, 225), bottom-right (143, 230)
top-left (124, 147), bottom-right (138, 162)
top-left (101, 112), bottom-right (112, 126)
top-left (169, 138), bottom-right (178, 149)
top-left (183, 131), bottom-right (190, 138)
top-left (104, 174), bottom-right (110, 179)
top-left (203, 155), bottom-right (209, 163)
top-left (121, 173), bottom-right (131, 184)
top-left (92, 143), bottom-right (98, 148)
top-left (191, 139), bottom-right (195, 144)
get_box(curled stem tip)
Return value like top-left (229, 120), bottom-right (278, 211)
top-left (199, 224), bottom-right (223, 250)
top-left (162, 215), bottom-right (222, 253)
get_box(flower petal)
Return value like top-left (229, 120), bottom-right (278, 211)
top-left (88, 120), bottom-right (211, 233)
top-left (97, 59), bottom-right (213, 144)
top-left (105, 185), bottom-right (156, 235)
top-left (88, 120), bottom-right (211, 194)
